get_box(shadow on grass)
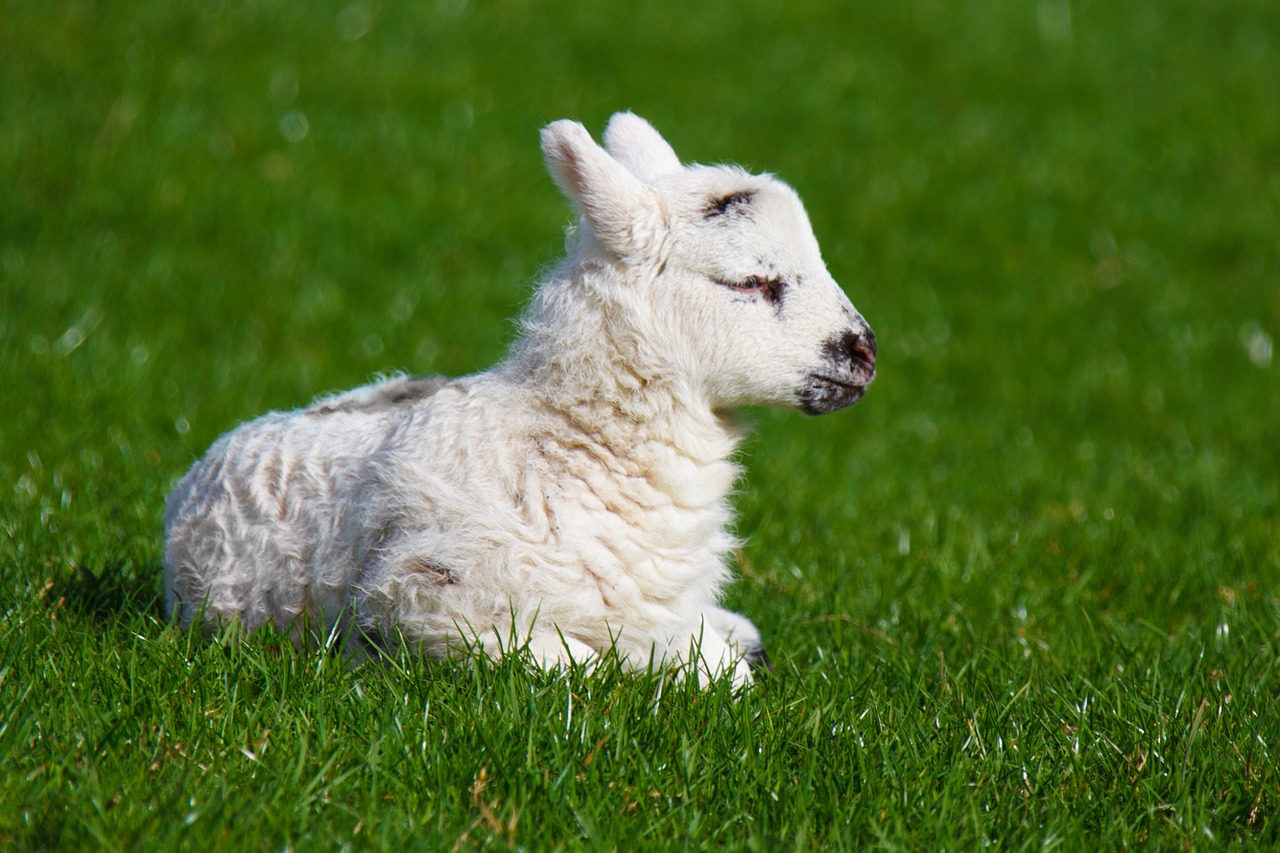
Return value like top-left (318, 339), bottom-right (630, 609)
top-left (55, 561), bottom-right (165, 622)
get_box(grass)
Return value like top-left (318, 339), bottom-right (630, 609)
top-left (3, 0), bottom-right (1279, 847)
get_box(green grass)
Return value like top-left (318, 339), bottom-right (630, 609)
top-left (3, 0), bottom-right (1279, 848)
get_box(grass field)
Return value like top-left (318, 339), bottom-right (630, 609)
top-left (3, 0), bottom-right (1279, 848)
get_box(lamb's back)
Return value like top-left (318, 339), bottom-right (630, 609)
top-left (162, 382), bottom-right (451, 633)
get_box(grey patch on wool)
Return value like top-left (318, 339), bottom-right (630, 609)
top-left (308, 376), bottom-right (452, 416)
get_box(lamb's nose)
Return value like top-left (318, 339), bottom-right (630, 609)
top-left (822, 327), bottom-right (877, 381)
top-left (847, 328), bottom-right (876, 377)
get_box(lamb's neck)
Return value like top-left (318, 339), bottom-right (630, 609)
top-left (511, 348), bottom-right (741, 469)
top-left (502, 266), bottom-right (743, 471)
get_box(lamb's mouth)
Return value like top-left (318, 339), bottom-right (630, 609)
top-left (798, 373), bottom-right (869, 415)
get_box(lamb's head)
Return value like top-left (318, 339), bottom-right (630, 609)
top-left (540, 112), bottom-right (875, 415)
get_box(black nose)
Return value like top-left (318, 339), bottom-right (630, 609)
top-left (824, 328), bottom-right (876, 378)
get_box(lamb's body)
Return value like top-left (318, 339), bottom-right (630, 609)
top-left (164, 113), bottom-right (876, 686)
top-left (167, 369), bottom-right (743, 667)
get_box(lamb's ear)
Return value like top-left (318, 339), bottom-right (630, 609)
top-left (603, 111), bottom-right (682, 183)
top-left (541, 119), bottom-right (666, 259)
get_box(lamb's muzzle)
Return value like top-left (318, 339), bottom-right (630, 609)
top-left (798, 320), bottom-right (877, 415)
top-left (163, 111), bottom-right (877, 692)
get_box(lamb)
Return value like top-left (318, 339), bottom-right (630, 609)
top-left (163, 112), bottom-right (877, 688)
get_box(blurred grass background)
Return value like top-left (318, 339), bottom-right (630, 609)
top-left (2, 0), bottom-right (1278, 848)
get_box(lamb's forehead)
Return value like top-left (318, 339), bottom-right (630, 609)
top-left (650, 164), bottom-right (824, 269)
top-left (657, 164), bottom-right (807, 222)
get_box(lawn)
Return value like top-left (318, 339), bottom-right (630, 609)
top-left (3, 0), bottom-right (1279, 848)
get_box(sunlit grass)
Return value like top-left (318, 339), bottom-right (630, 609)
top-left (2, 0), bottom-right (1278, 848)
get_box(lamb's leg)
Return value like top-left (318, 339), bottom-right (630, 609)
top-left (478, 627), bottom-right (597, 671)
top-left (525, 631), bottom-right (598, 670)
top-left (670, 620), bottom-right (753, 690)
top-left (704, 606), bottom-right (772, 674)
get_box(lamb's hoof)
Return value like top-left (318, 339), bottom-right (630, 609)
top-left (746, 646), bottom-right (773, 675)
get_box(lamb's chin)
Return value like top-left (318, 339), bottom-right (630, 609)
top-left (797, 374), bottom-right (868, 415)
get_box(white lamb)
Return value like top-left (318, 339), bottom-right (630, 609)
top-left (164, 112), bottom-right (877, 688)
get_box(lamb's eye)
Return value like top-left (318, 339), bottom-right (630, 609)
top-left (714, 275), bottom-right (786, 306)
